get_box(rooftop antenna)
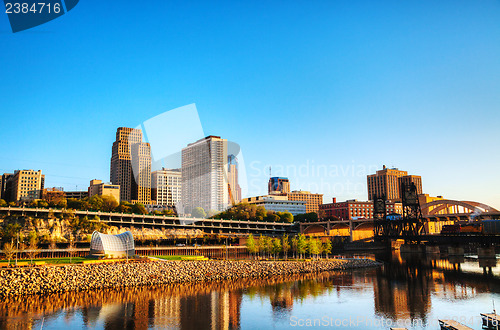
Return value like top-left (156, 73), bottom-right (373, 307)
top-left (269, 166), bottom-right (272, 178)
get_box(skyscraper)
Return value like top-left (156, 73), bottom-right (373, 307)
top-left (181, 135), bottom-right (228, 214)
top-left (110, 127), bottom-right (151, 204)
top-left (367, 165), bottom-right (422, 201)
top-left (227, 154), bottom-right (241, 205)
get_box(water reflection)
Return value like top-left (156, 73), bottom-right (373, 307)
top-left (1, 252), bottom-right (499, 329)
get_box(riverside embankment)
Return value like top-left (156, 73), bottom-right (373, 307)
top-left (0, 258), bottom-right (381, 297)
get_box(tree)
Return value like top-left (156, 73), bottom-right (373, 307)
top-left (246, 234), bottom-right (257, 258)
top-left (265, 211), bottom-right (280, 222)
top-left (101, 195), bottom-right (118, 212)
top-left (206, 209), bottom-right (219, 218)
top-left (191, 207), bottom-right (207, 218)
top-left (162, 208), bottom-right (176, 216)
top-left (280, 212), bottom-right (294, 223)
top-left (297, 234), bottom-right (307, 259)
top-left (255, 206), bottom-right (267, 221)
top-left (263, 236), bottom-right (273, 258)
top-left (291, 236), bottom-right (298, 259)
top-left (307, 237), bottom-right (314, 258)
top-left (49, 239), bottom-right (57, 259)
top-left (272, 238), bottom-right (282, 260)
top-left (89, 195), bottom-right (104, 211)
top-left (18, 241), bottom-right (26, 263)
top-left (294, 212), bottom-right (319, 223)
top-left (3, 241), bottom-right (16, 264)
top-left (0, 199), bottom-right (7, 207)
top-left (27, 237), bottom-right (40, 264)
top-left (323, 239), bottom-right (332, 259)
top-left (308, 238), bottom-right (321, 259)
top-left (1, 223), bottom-right (21, 242)
top-left (257, 235), bottom-right (265, 258)
top-left (281, 235), bottom-right (290, 260)
top-left (132, 203), bottom-right (147, 215)
top-left (118, 201), bottom-right (132, 213)
top-left (67, 198), bottom-right (82, 210)
top-left (67, 236), bottom-right (76, 264)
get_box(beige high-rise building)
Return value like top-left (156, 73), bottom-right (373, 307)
top-left (181, 135), bottom-right (228, 214)
top-left (367, 165), bottom-right (422, 202)
top-left (8, 169), bottom-right (45, 202)
top-left (151, 168), bottom-right (181, 206)
top-left (227, 154), bottom-right (241, 205)
top-left (110, 127), bottom-right (151, 204)
top-left (88, 179), bottom-right (121, 203)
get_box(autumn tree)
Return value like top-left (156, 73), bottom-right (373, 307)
top-left (3, 241), bottom-right (16, 264)
top-left (297, 234), bottom-right (308, 259)
top-left (272, 237), bottom-right (282, 260)
top-left (27, 236), bottom-right (40, 264)
top-left (101, 195), bottom-right (119, 212)
top-left (323, 239), bottom-right (332, 258)
top-left (281, 235), bottom-right (291, 260)
top-left (246, 234), bottom-right (258, 259)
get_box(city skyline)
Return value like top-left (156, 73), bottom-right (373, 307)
top-left (1, 1), bottom-right (499, 208)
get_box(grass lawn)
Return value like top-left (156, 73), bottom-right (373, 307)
top-left (150, 255), bottom-right (208, 261)
top-left (2, 257), bottom-right (91, 265)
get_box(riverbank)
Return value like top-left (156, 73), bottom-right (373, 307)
top-left (0, 258), bottom-right (381, 297)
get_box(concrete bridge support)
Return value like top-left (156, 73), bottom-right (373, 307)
top-left (425, 246), bottom-right (440, 254)
top-left (447, 246), bottom-right (464, 256)
top-left (400, 244), bottom-right (425, 253)
top-left (478, 246), bottom-right (496, 259)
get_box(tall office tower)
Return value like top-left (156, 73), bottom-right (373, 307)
top-left (8, 170), bottom-right (45, 202)
top-left (398, 175), bottom-right (423, 197)
top-left (0, 173), bottom-right (13, 202)
top-left (110, 127), bottom-right (151, 203)
top-left (367, 165), bottom-right (422, 201)
top-left (227, 154), bottom-right (241, 205)
top-left (151, 168), bottom-right (182, 206)
top-left (268, 177), bottom-right (290, 194)
top-left (181, 135), bottom-right (228, 214)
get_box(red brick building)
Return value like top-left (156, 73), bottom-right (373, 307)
top-left (319, 198), bottom-right (402, 221)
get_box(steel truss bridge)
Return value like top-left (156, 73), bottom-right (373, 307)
top-left (300, 197), bottom-right (500, 244)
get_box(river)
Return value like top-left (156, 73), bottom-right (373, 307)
top-left (1, 251), bottom-right (499, 329)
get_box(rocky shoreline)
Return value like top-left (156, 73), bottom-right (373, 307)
top-left (0, 258), bottom-right (381, 297)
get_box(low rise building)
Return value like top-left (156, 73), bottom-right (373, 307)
top-left (65, 190), bottom-right (89, 200)
top-left (88, 179), bottom-right (120, 203)
top-left (241, 195), bottom-right (306, 215)
top-left (280, 190), bottom-right (323, 214)
top-left (42, 187), bottom-right (65, 205)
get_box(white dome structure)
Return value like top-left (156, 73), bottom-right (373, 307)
top-left (90, 231), bottom-right (135, 257)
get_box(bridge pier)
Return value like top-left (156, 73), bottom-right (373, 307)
top-left (478, 245), bottom-right (496, 259)
top-left (425, 245), bottom-right (440, 254)
top-left (447, 246), bottom-right (464, 256)
top-left (400, 244), bottom-right (425, 254)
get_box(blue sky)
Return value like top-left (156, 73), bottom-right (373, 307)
top-left (0, 0), bottom-right (499, 208)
